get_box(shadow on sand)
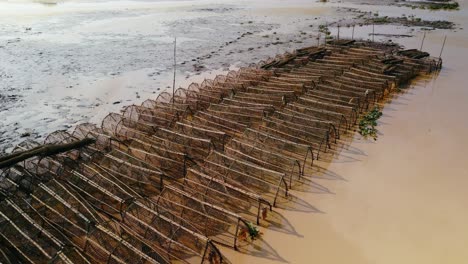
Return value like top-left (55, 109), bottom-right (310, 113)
top-left (265, 210), bottom-right (303, 237)
top-left (236, 236), bottom-right (289, 263)
top-left (275, 193), bottom-right (324, 214)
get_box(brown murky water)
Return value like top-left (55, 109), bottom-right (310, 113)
top-left (223, 3), bottom-right (468, 264)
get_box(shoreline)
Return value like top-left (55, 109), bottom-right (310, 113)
top-left (1, 1), bottom-right (467, 263)
top-left (0, 40), bottom-right (439, 264)
top-left (0, 0), bottom-right (459, 152)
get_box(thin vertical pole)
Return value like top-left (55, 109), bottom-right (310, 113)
top-left (337, 25), bottom-right (340, 40)
top-left (420, 32), bottom-right (426, 51)
top-left (352, 25), bottom-right (355, 40)
top-left (372, 23), bottom-right (375, 42)
top-left (317, 34), bottom-right (321, 47)
top-left (439, 35), bottom-right (447, 59)
top-left (324, 21), bottom-right (328, 47)
top-left (172, 37), bottom-right (176, 105)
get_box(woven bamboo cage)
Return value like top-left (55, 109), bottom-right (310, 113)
top-left (183, 167), bottom-right (272, 225)
top-left (151, 185), bottom-right (251, 249)
top-left (123, 105), bottom-right (180, 129)
top-left (242, 128), bottom-right (314, 172)
top-left (202, 151), bottom-right (288, 206)
top-left (102, 113), bottom-right (156, 138)
top-left (0, 198), bottom-right (91, 264)
top-left (0, 41), bottom-right (435, 264)
top-left (175, 121), bottom-right (228, 151)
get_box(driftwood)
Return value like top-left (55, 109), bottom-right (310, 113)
top-left (261, 54), bottom-right (297, 70)
top-left (397, 49), bottom-right (430, 59)
top-left (0, 138), bottom-right (95, 169)
top-left (327, 39), bottom-right (356, 46)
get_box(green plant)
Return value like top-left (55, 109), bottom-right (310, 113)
top-left (427, 2), bottom-right (459, 10)
top-left (372, 16), bottom-right (389, 24)
top-left (359, 107), bottom-right (383, 140)
top-left (318, 24), bottom-right (331, 37)
top-left (246, 222), bottom-right (260, 240)
top-left (403, 1), bottom-right (459, 11)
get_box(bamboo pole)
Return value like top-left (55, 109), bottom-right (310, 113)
top-left (172, 37), bottom-right (177, 106)
top-left (0, 138), bottom-right (95, 169)
top-left (439, 35), bottom-right (447, 59)
top-left (372, 23), bottom-right (375, 42)
top-left (420, 32), bottom-right (426, 51)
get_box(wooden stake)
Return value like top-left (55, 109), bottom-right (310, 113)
top-left (172, 37), bottom-right (177, 105)
top-left (352, 25), bottom-right (355, 40)
top-left (325, 22), bottom-right (328, 46)
top-left (372, 23), bottom-right (375, 42)
top-left (439, 35), bottom-right (447, 59)
top-left (420, 32), bottom-right (426, 51)
top-left (337, 25), bottom-right (340, 40)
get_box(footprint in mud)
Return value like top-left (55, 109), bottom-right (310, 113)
top-left (193, 64), bottom-right (205, 71)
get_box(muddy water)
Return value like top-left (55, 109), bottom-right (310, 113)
top-left (223, 4), bottom-right (468, 264)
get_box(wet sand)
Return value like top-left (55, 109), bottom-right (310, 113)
top-left (223, 3), bottom-right (468, 264)
top-left (2, 0), bottom-right (446, 152)
top-left (1, 0), bottom-right (355, 151)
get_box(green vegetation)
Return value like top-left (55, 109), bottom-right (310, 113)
top-left (359, 107), bottom-right (383, 141)
top-left (403, 1), bottom-right (459, 11)
top-left (367, 15), bottom-right (454, 29)
top-left (319, 24), bottom-right (329, 34)
top-left (427, 2), bottom-right (459, 10)
top-left (238, 221), bottom-right (261, 241)
top-left (246, 222), bottom-right (260, 240)
top-left (372, 16), bottom-right (389, 24)
top-left (319, 24), bottom-right (331, 38)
